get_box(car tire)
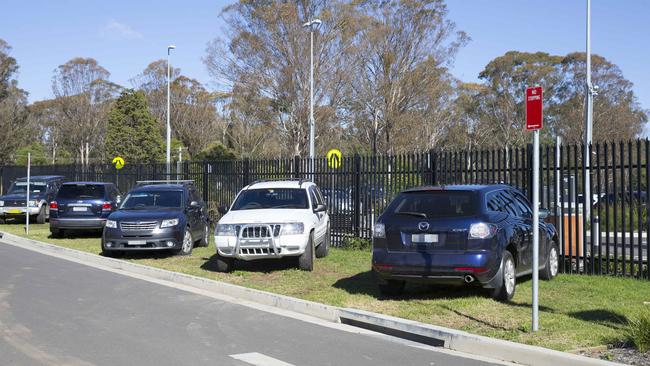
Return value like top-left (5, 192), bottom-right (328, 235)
top-left (297, 232), bottom-right (315, 271)
top-left (0, 217), bottom-right (5, 224)
top-left (36, 206), bottom-right (46, 224)
top-left (214, 252), bottom-right (234, 272)
top-left (315, 225), bottom-right (330, 259)
top-left (175, 228), bottom-right (194, 256)
top-left (491, 251), bottom-right (516, 302)
top-left (378, 280), bottom-right (405, 297)
top-left (50, 228), bottom-right (64, 238)
top-left (541, 242), bottom-right (559, 280)
top-left (101, 238), bottom-right (122, 258)
top-left (198, 224), bottom-right (209, 247)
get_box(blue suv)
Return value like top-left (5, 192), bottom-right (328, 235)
top-left (49, 182), bottom-right (121, 237)
top-left (372, 185), bottom-right (559, 301)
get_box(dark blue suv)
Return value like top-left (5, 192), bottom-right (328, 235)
top-left (101, 181), bottom-right (209, 257)
top-left (372, 185), bottom-right (559, 301)
top-left (49, 182), bottom-right (121, 237)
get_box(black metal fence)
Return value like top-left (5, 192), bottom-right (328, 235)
top-left (1, 139), bottom-right (648, 279)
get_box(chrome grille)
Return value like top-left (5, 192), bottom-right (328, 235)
top-left (5, 200), bottom-right (25, 207)
top-left (240, 225), bottom-right (280, 238)
top-left (120, 221), bottom-right (158, 231)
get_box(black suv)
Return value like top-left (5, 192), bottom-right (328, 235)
top-left (372, 185), bottom-right (559, 301)
top-left (49, 182), bottom-right (121, 237)
top-left (0, 175), bottom-right (65, 224)
top-left (101, 180), bottom-right (209, 256)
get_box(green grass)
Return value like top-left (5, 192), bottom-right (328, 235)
top-left (3, 222), bottom-right (650, 352)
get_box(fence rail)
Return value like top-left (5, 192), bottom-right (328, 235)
top-left (1, 139), bottom-right (648, 280)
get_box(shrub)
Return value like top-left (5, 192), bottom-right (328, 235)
top-left (343, 237), bottom-right (372, 251)
top-left (626, 310), bottom-right (650, 352)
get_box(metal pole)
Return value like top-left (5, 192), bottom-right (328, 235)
top-left (309, 27), bottom-right (315, 161)
top-left (555, 136), bottom-right (563, 249)
top-left (583, 0), bottom-right (593, 219)
top-left (25, 152), bottom-right (31, 235)
top-left (166, 45), bottom-right (175, 182)
top-left (177, 147), bottom-right (182, 181)
top-left (532, 130), bottom-right (540, 332)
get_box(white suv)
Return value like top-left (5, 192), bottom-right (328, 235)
top-left (214, 179), bottom-right (330, 272)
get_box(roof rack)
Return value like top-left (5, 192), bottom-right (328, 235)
top-left (136, 180), bottom-right (195, 186)
top-left (248, 178), bottom-right (311, 188)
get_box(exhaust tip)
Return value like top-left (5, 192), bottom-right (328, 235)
top-left (464, 275), bottom-right (475, 284)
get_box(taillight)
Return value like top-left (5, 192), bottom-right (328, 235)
top-left (102, 202), bottom-right (112, 210)
top-left (50, 201), bottom-right (58, 209)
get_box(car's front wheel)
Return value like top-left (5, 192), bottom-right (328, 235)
top-left (491, 251), bottom-right (516, 302)
top-left (315, 225), bottom-right (330, 258)
top-left (175, 228), bottom-right (193, 256)
top-left (198, 224), bottom-right (209, 247)
top-left (50, 228), bottom-right (64, 238)
top-left (36, 206), bottom-right (46, 224)
top-left (214, 252), bottom-right (234, 272)
top-left (541, 242), bottom-right (559, 280)
top-left (297, 232), bottom-right (314, 271)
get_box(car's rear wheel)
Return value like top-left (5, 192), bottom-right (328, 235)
top-left (198, 224), bottom-right (209, 247)
top-left (491, 251), bottom-right (516, 302)
top-left (297, 232), bottom-right (314, 271)
top-left (50, 228), bottom-right (64, 238)
top-left (315, 225), bottom-right (330, 258)
top-left (175, 228), bottom-right (193, 256)
top-left (214, 252), bottom-right (234, 272)
top-left (378, 280), bottom-right (405, 297)
top-left (541, 242), bottom-right (559, 280)
top-left (36, 206), bottom-right (46, 224)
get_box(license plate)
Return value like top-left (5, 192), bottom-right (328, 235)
top-left (412, 234), bottom-right (438, 244)
top-left (127, 240), bottom-right (147, 245)
top-left (72, 207), bottom-right (87, 212)
top-left (7, 209), bottom-right (21, 214)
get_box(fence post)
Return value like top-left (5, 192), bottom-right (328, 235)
top-left (527, 143), bottom-right (534, 202)
top-left (243, 158), bottom-right (251, 186)
top-left (291, 155), bottom-right (300, 179)
top-left (202, 162), bottom-right (209, 203)
top-left (353, 154), bottom-right (361, 237)
top-left (429, 149), bottom-right (438, 185)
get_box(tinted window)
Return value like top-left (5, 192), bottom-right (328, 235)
top-left (511, 191), bottom-right (532, 217)
top-left (231, 188), bottom-right (309, 210)
top-left (386, 191), bottom-right (478, 218)
top-left (120, 190), bottom-right (183, 209)
top-left (8, 181), bottom-right (48, 194)
top-left (57, 184), bottom-right (106, 199)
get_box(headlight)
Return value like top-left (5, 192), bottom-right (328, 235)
top-left (105, 220), bottom-right (117, 229)
top-left (373, 223), bottom-right (386, 238)
top-left (468, 223), bottom-right (497, 239)
top-left (29, 200), bottom-right (39, 207)
top-left (161, 218), bottom-right (179, 228)
top-left (215, 224), bottom-right (237, 236)
top-left (281, 223), bottom-right (304, 235)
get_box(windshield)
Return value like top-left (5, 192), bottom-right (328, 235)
top-left (386, 191), bottom-right (478, 218)
top-left (231, 188), bottom-right (309, 210)
top-left (120, 190), bottom-right (183, 210)
top-left (57, 184), bottom-right (105, 200)
top-left (8, 181), bottom-right (47, 195)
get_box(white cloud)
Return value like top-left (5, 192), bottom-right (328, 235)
top-left (102, 19), bottom-right (144, 40)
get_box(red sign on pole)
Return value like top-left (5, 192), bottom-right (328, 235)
top-left (526, 86), bottom-right (543, 131)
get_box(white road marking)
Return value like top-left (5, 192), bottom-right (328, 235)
top-left (230, 352), bottom-right (295, 366)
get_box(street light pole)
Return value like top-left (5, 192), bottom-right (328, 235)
top-left (303, 19), bottom-right (321, 161)
top-left (584, 0), bottom-right (596, 217)
top-left (166, 45), bottom-right (176, 181)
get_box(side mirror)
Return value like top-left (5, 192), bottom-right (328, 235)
top-left (217, 205), bottom-right (229, 215)
top-left (539, 208), bottom-right (550, 219)
top-left (190, 201), bottom-right (200, 208)
top-left (314, 204), bottom-right (327, 213)
top-left (116, 195), bottom-right (122, 204)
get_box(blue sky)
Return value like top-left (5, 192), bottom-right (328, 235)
top-left (2, 0), bottom-right (649, 114)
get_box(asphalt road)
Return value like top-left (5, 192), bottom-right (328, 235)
top-left (0, 242), bottom-right (503, 366)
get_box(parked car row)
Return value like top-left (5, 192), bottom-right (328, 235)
top-left (0, 175), bottom-right (558, 301)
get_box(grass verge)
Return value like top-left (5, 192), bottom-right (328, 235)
top-left (3, 222), bottom-right (650, 352)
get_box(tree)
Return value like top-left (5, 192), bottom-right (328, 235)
top-left (193, 141), bottom-right (236, 161)
top-left (104, 90), bottom-right (164, 163)
top-left (0, 39), bottom-right (30, 163)
top-left (52, 57), bottom-right (121, 166)
top-left (132, 61), bottom-right (225, 156)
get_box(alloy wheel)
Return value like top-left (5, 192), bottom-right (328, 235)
top-left (550, 246), bottom-right (559, 277)
top-left (504, 258), bottom-right (516, 295)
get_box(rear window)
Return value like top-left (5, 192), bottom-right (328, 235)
top-left (386, 191), bottom-right (478, 218)
top-left (57, 184), bottom-right (106, 199)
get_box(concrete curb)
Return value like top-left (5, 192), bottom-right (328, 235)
top-left (0, 232), bottom-right (625, 366)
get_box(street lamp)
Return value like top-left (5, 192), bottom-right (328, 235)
top-left (303, 19), bottom-right (322, 161)
top-left (166, 44), bottom-right (176, 181)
